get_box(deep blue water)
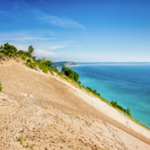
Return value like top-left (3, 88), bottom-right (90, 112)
top-left (69, 63), bottom-right (150, 127)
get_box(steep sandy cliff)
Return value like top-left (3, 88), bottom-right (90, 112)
top-left (0, 59), bottom-right (150, 150)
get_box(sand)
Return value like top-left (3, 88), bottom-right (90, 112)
top-left (0, 59), bottom-right (150, 150)
top-left (56, 75), bottom-right (150, 139)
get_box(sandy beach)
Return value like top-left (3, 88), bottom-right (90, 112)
top-left (0, 59), bottom-right (150, 150)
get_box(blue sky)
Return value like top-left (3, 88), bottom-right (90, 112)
top-left (0, 0), bottom-right (150, 62)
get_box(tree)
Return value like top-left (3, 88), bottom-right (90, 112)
top-left (17, 50), bottom-right (25, 54)
top-left (68, 69), bottom-right (74, 79)
top-left (62, 66), bottom-right (79, 82)
top-left (78, 81), bottom-right (81, 84)
top-left (127, 108), bottom-right (131, 116)
top-left (0, 45), bottom-right (3, 49)
top-left (41, 57), bottom-right (47, 64)
top-left (28, 45), bottom-right (34, 55)
top-left (117, 105), bottom-right (124, 111)
top-left (45, 60), bottom-right (53, 67)
top-left (1, 43), bottom-right (18, 55)
top-left (74, 71), bottom-right (79, 82)
top-left (97, 93), bottom-right (100, 96)
top-left (124, 109), bottom-right (127, 113)
top-left (111, 101), bottom-right (114, 106)
top-left (93, 90), bottom-right (97, 94)
top-left (114, 101), bottom-right (118, 108)
top-left (87, 87), bottom-right (92, 92)
top-left (37, 59), bottom-right (42, 62)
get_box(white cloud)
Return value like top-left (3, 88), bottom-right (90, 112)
top-left (0, 31), bottom-right (71, 60)
top-left (39, 15), bottom-right (85, 29)
top-left (15, 45), bottom-right (28, 51)
top-left (0, 30), bottom-right (55, 39)
top-left (35, 49), bottom-right (57, 58)
top-left (48, 45), bottom-right (67, 50)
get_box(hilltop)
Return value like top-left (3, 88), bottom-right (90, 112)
top-left (0, 43), bottom-right (150, 150)
top-left (53, 61), bottom-right (78, 67)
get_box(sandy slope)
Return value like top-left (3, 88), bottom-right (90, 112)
top-left (56, 75), bottom-right (150, 140)
top-left (0, 60), bottom-right (150, 150)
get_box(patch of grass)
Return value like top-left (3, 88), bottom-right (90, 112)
top-left (27, 144), bottom-right (34, 149)
top-left (21, 55), bottom-right (27, 60)
top-left (18, 137), bottom-right (23, 145)
top-left (36, 61), bottom-right (56, 75)
top-left (18, 137), bottom-right (35, 149)
top-left (26, 59), bottom-right (37, 69)
top-left (0, 81), bottom-right (2, 92)
top-left (0, 53), bottom-right (5, 59)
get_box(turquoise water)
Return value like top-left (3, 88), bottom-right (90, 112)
top-left (69, 63), bottom-right (150, 127)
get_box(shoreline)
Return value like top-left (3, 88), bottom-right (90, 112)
top-left (67, 64), bottom-right (150, 129)
top-left (54, 74), bottom-right (150, 142)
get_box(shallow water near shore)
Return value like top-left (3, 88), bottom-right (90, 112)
top-left (69, 63), bottom-right (150, 128)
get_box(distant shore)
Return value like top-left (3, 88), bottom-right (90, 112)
top-left (66, 64), bottom-right (79, 67)
top-left (53, 61), bottom-right (79, 68)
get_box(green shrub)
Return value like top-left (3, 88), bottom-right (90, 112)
top-left (21, 55), bottom-right (27, 60)
top-left (27, 59), bottom-right (31, 63)
top-left (78, 81), bottom-right (81, 84)
top-left (86, 87), bottom-right (101, 97)
top-left (0, 43), bottom-right (17, 55)
top-left (26, 60), bottom-right (36, 69)
top-left (111, 100), bottom-right (131, 116)
top-left (87, 87), bottom-right (92, 92)
top-left (62, 66), bottom-right (79, 82)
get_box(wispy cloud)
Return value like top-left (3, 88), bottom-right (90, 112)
top-left (39, 15), bottom-right (85, 29)
top-left (48, 45), bottom-right (67, 50)
top-left (0, 31), bottom-right (72, 59)
top-left (35, 49), bottom-right (57, 58)
top-left (0, 1), bottom-right (85, 29)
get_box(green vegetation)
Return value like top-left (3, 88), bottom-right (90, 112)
top-left (27, 144), bottom-right (34, 149)
top-left (0, 81), bottom-right (2, 92)
top-left (18, 137), bottom-right (23, 145)
top-left (26, 58), bottom-right (37, 69)
top-left (62, 66), bottom-right (79, 82)
top-left (18, 136), bottom-right (34, 149)
top-left (0, 42), bottom-right (17, 56)
top-left (78, 81), bottom-right (81, 84)
top-left (28, 45), bottom-right (34, 56)
top-left (111, 101), bottom-right (131, 116)
top-left (0, 42), bottom-right (57, 74)
top-left (86, 87), bottom-right (101, 96)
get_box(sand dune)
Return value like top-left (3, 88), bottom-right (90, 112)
top-left (0, 59), bottom-right (150, 150)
